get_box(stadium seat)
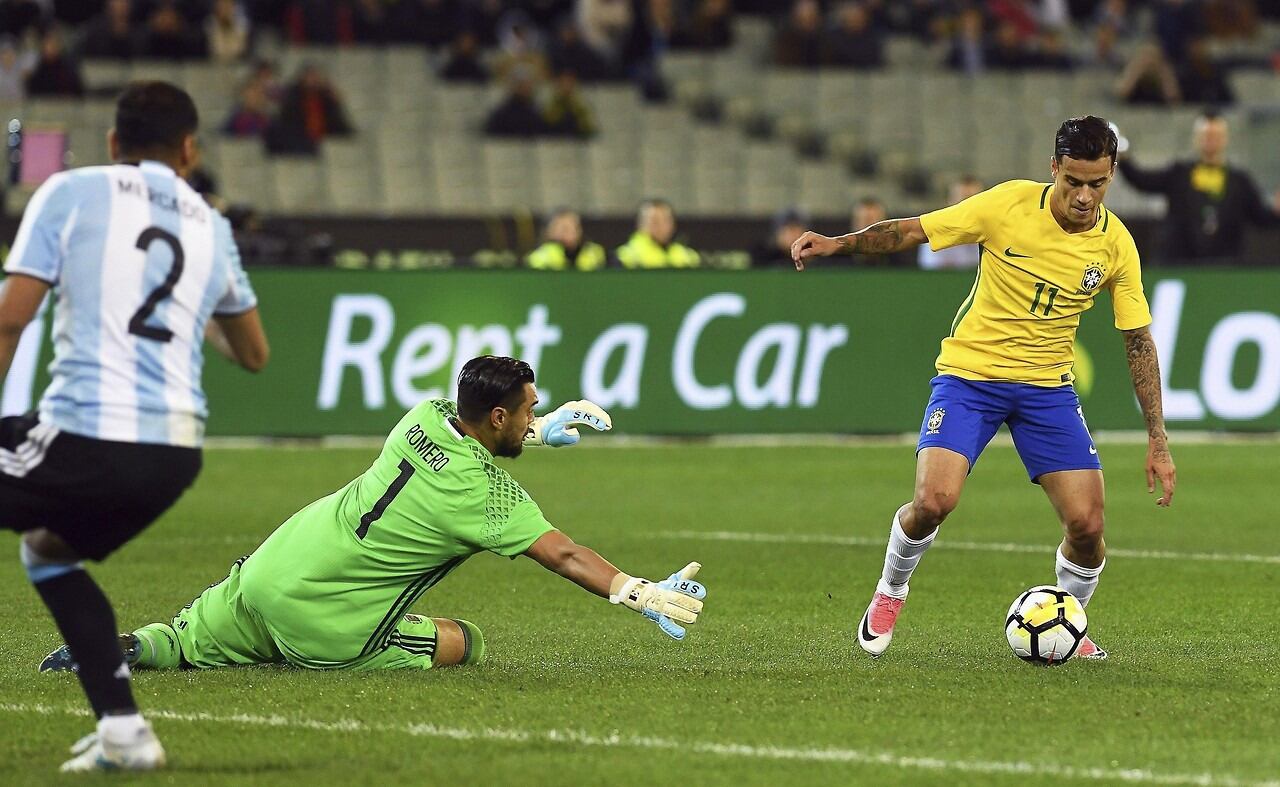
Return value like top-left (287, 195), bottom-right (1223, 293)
top-left (324, 139), bottom-right (383, 214)
top-left (217, 139), bottom-right (274, 209)
top-left (271, 158), bottom-right (331, 214)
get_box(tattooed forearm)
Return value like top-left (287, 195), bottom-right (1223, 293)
top-left (837, 220), bottom-right (906, 255)
top-left (1124, 326), bottom-right (1167, 441)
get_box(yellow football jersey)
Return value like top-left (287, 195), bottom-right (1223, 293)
top-left (919, 180), bottom-right (1152, 387)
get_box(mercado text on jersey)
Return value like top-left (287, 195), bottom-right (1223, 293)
top-left (4, 161), bottom-right (256, 447)
top-left (918, 180), bottom-right (1152, 387)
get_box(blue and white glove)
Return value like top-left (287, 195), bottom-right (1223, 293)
top-left (610, 563), bottom-right (706, 641)
top-left (525, 400), bottom-right (612, 447)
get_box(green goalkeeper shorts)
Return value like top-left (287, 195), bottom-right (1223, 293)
top-left (173, 559), bottom-right (439, 671)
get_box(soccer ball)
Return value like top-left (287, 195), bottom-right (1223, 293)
top-left (1005, 585), bottom-right (1087, 665)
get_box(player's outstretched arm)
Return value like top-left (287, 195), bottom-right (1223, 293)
top-left (790, 217), bottom-right (928, 271)
top-left (0, 273), bottom-right (50, 381)
top-left (524, 530), bottom-right (706, 640)
top-left (524, 400), bottom-right (612, 447)
top-left (1124, 326), bottom-right (1176, 506)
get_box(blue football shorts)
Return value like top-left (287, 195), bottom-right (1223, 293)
top-left (916, 374), bottom-right (1101, 483)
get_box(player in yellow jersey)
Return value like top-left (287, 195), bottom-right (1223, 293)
top-left (790, 116), bottom-right (1177, 660)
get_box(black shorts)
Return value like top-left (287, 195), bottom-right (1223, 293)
top-left (0, 414), bottom-right (202, 561)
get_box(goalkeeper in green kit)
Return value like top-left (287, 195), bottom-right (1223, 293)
top-left (41, 356), bottom-right (707, 673)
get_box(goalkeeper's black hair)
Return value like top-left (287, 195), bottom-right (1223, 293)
top-left (1054, 116), bottom-right (1117, 165)
top-left (457, 356), bottom-right (535, 424)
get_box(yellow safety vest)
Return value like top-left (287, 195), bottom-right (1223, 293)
top-left (615, 232), bottom-right (701, 269)
top-left (526, 241), bottom-right (607, 271)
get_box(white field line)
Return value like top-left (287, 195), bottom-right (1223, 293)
top-left (201, 430), bottom-right (1280, 451)
top-left (662, 530), bottom-right (1280, 566)
top-left (1, 703), bottom-right (1274, 787)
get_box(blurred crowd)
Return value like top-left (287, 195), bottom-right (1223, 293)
top-left (769, 0), bottom-right (1273, 107)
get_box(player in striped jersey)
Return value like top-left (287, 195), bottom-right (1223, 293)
top-left (0, 82), bottom-right (269, 772)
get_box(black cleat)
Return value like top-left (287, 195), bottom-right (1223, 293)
top-left (39, 634), bottom-right (142, 673)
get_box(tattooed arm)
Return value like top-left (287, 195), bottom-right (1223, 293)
top-left (1124, 325), bottom-right (1177, 506)
top-left (790, 218), bottom-right (929, 270)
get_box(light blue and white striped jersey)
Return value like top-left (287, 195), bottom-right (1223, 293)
top-left (4, 160), bottom-right (257, 448)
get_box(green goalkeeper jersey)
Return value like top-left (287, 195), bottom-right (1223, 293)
top-left (237, 399), bottom-right (555, 668)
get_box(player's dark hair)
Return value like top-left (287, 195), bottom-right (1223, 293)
top-left (1054, 116), bottom-right (1117, 165)
top-left (457, 356), bottom-right (535, 424)
top-left (115, 81), bottom-right (199, 157)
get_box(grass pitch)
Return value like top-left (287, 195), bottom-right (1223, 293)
top-left (2, 441), bottom-right (1278, 786)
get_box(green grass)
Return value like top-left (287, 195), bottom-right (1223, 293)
top-left (2, 442), bottom-right (1278, 786)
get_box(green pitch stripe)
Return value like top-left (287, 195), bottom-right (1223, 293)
top-left (949, 256), bottom-right (983, 336)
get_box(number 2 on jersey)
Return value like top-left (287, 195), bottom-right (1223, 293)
top-left (1029, 282), bottom-right (1059, 317)
top-left (129, 227), bottom-right (185, 343)
top-left (356, 459), bottom-right (416, 539)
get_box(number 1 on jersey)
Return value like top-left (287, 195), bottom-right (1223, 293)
top-left (356, 459), bottom-right (415, 539)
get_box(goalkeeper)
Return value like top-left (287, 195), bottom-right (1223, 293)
top-left (42, 356), bottom-right (706, 673)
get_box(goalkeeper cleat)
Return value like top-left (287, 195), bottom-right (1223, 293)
top-left (857, 591), bottom-right (905, 658)
top-left (40, 634), bottom-right (142, 674)
top-left (59, 721), bottom-right (165, 773)
top-left (1076, 635), bottom-right (1108, 660)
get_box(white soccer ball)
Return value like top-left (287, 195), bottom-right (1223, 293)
top-left (1005, 585), bottom-right (1087, 665)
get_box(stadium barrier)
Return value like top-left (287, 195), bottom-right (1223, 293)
top-left (4, 269), bottom-right (1279, 434)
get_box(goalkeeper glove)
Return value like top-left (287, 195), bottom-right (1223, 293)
top-left (610, 562), bottom-right (706, 641)
top-left (525, 400), bottom-right (612, 447)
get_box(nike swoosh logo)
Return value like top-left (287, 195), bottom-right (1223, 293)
top-left (1089, 445), bottom-right (1097, 454)
top-left (1004, 247), bottom-right (1033, 258)
top-left (859, 611), bottom-right (879, 642)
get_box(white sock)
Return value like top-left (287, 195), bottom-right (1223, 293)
top-left (98, 713), bottom-right (147, 744)
top-left (875, 510), bottom-right (937, 600)
top-left (1055, 547), bottom-right (1105, 607)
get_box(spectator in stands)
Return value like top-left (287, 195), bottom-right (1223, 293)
top-left (142, 0), bottom-right (208, 60)
top-left (544, 70), bottom-right (597, 138)
top-left (1118, 111), bottom-right (1279, 264)
top-left (440, 31), bottom-right (489, 82)
top-left (483, 68), bottom-right (552, 138)
top-left (847, 197), bottom-right (912, 266)
top-left (0, 0), bottom-right (43, 38)
top-left (577, 0), bottom-right (634, 67)
top-left (249, 58), bottom-right (283, 103)
top-left (918, 176), bottom-right (984, 270)
top-left (223, 79), bottom-right (273, 137)
top-left (207, 0), bottom-right (250, 64)
top-left (671, 0), bottom-right (733, 51)
top-left (1115, 42), bottom-right (1181, 104)
top-left (946, 6), bottom-right (986, 75)
top-left (986, 20), bottom-right (1037, 70)
top-left (25, 28), bottom-right (83, 97)
top-left (80, 0), bottom-right (141, 61)
top-left (387, 0), bottom-right (460, 48)
top-left (266, 63), bottom-right (354, 155)
top-left (774, 0), bottom-right (823, 68)
top-left (752, 206), bottom-right (810, 268)
top-left (284, 0), bottom-right (349, 44)
top-left (492, 11), bottom-right (550, 85)
top-left (1177, 36), bottom-right (1234, 105)
top-left (527, 209), bottom-right (607, 271)
top-left (616, 199), bottom-right (700, 268)
top-left (0, 35), bottom-right (33, 102)
top-left (550, 19), bottom-right (615, 82)
top-left (351, 0), bottom-right (390, 43)
top-left (824, 1), bottom-right (885, 69)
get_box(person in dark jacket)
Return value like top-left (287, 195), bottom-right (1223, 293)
top-left (1118, 112), bottom-right (1278, 263)
top-left (26, 28), bottom-right (83, 97)
top-left (266, 64), bottom-right (354, 155)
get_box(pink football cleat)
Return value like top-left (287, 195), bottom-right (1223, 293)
top-left (857, 591), bottom-right (905, 657)
top-left (1076, 634), bottom-right (1108, 660)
